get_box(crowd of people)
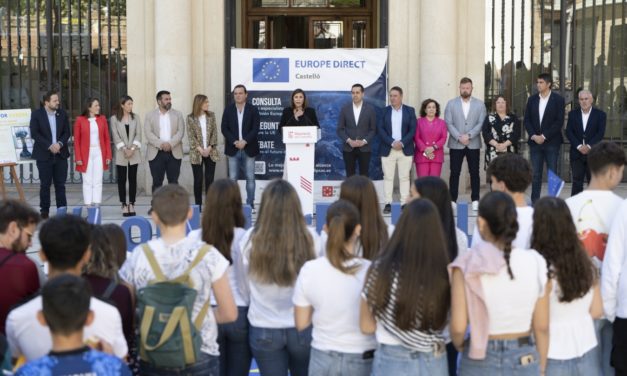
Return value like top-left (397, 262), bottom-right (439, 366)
top-left (0, 138), bottom-right (625, 375)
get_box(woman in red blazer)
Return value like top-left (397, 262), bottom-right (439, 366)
top-left (414, 99), bottom-right (448, 177)
top-left (74, 98), bottom-right (112, 206)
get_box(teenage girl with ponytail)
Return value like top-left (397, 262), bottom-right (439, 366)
top-left (450, 191), bottom-right (550, 375)
top-left (293, 199), bottom-right (376, 376)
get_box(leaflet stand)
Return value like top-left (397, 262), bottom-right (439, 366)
top-left (282, 126), bottom-right (319, 217)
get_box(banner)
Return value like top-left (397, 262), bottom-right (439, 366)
top-left (0, 109), bottom-right (33, 165)
top-left (231, 48), bottom-right (388, 202)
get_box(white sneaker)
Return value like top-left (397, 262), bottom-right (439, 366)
top-left (472, 200), bottom-right (479, 211)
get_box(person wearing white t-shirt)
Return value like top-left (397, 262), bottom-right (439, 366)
top-left (451, 192), bottom-right (550, 376)
top-left (119, 184), bottom-right (237, 374)
top-left (567, 140), bottom-right (626, 375)
top-left (294, 200), bottom-right (376, 376)
top-left (471, 153), bottom-right (534, 250)
top-left (6, 215), bottom-right (128, 361)
top-left (532, 197), bottom-right (603, 375)
top-left (240, 180), bottom-right (318, 376)
top-left (187, 179), bottom-right (251, 376)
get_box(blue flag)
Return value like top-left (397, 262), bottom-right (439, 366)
top-left (547, 169), bottom-right (564, 197)
top-left (252, 58), bottom-right (290, 82)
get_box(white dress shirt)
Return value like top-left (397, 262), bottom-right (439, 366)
top-left (391, 105), bottom-right (403, 142)
top-left (352, 103), bottom-right (362, 125)
top-left (581, 109), bottom-right (591, 133)
top-left (199, 114), bottom-right (208, 148)
top-left (159, 111), bottom-right (171, 143)
top-left (461, 98), bottom-right (471, 119)
top-left (539, 91), bottom-right (551, 125)
top-left (237, 106), bottom-right (245, 141)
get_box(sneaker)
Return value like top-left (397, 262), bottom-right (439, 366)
top-left (383, 204), bottom-right (391, 214)
top-left (472, 200), bottom-right (479, 211)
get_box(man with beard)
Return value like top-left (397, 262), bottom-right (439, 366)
top-left (0, 200), bottom-right (40, 334)
top-left (445, 77), bottom-right (487, 211)
top-left (144, 90), bottom-right (185, 193)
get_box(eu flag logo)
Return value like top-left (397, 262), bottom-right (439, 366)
top-left (253, 58), bottom-right (289, 82)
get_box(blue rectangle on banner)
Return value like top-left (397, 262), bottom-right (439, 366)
top-left (253, 58), bottom-right (290, 82)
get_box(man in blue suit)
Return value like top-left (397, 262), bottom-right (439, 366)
top-left (29, 90), bottom-right (71, 219)
top-left (523, 73), bottom-right (565, 203)
top-left (378, 86), bottom-right (416, 213)
top-left (221, 84), bottom-right (260, 210)
top-left (565, 89), bottom-right (606, 196)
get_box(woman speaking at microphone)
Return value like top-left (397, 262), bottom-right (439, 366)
top-left (278, 89), bottom-right (319, 177)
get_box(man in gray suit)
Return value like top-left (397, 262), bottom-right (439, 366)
top-left (144, 90), bottom-right (185, 193)
top-left (336, 83), bottom-right (377, 177)
top-left (445, 77), bottom-right (487, 211)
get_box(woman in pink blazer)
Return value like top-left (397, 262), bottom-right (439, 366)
top-left (414, 99), bottom-right (448, 177)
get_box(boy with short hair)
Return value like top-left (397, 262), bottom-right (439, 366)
top-left (119, 184), bottom-right (237, 374)
top-left (471, 153), bottom-right (534, 249)
top-left (568, 141), bottom-right (626, 375)
top-left (15, 274), bottom-right (130, 375)
top-left (6, 215), bottom-right (127, 361)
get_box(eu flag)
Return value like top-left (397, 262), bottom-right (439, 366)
top-left (252, 58), bottom-right (290, 82)
top-left (547, 169), bottom-right (564, 197)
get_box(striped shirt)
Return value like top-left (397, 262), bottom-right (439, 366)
top-left (363, 268), bottom-right (446, 352)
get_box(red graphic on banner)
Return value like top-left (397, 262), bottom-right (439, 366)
top-left (322, 186), bottom-right (334, 197)
top-left (300, 176), bottom-right (312, 193)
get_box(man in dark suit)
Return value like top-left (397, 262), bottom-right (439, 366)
top-left (378, 86), bottom-right (416, 213)
top-left (523, 73), bottom-right (565, 202)
top-left (336, 83), bottom-right (377, 177)
top-left (29, 90), bottom-right (70, 218)
top-left (565, 89), bottom-right (607, 196)
top-left (221, 84), bottom-right (260, 209)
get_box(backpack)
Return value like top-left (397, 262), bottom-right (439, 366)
top-left (137, 243), bottom-right (212, 369)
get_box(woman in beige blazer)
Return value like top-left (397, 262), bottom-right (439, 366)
top-left (187, 94), bottom-right (220, 208)
top-left (110, 95), bottom-right (142, 216)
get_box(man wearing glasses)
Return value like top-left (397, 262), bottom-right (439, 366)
top-left (0, 200), bottom-right (40, 335)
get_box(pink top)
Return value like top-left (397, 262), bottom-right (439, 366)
top-left (449, 242), bottom-right (505, 360)
top-left (414, 117), bottom-right (447, 164)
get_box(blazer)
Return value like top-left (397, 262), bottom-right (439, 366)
top-left (523, 91), bottom-right (565, 146)
top-left (29, 107), bottom-right (71, 160)
top-left (221, 102), bottom-right (260, 158)
top-left (444, 97), bottom-right (487, 150)
top-left (414, 117), bottom-right (448, 164)
top-left (187, 111), bottom-right (220, 165)
top-left (73, 115), bottom-right (112, 173)
top-left (144, 108), bottom-right (185, 161)
top-left (278, 107), bottom-right (319, 129)
top-left (565, 107), bottom-right (606, 161)
top-left (377, 104), bottom-right (417, 157)
top-left (110, 114), bottom-right (142, 166)
top-left (336, 101), bottom-right (377, 153)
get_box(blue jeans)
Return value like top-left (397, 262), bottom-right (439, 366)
top-left (529, 143), bottom-right (560, 202)
top-left (249, 325), bottom-right (312, 376)
top-left (546, 347), bottom-right (601, 376)
top-left (459, 338), bottom-right (539, 376)
top-left (308, 347), bottom-right (373, 376)
top-left (217, 306), bottom-right (251, 376)
top-left (139, 352), bottom-right (219, 375)
top-left (592, 319), bottom-right (614, 376)
top-left (227, 150), bottom-right (256, 207)
top-left (372, 344), bottom-right (448, 376)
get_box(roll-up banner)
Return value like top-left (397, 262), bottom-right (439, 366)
top-left (230, 48), bottom-right (388, 202)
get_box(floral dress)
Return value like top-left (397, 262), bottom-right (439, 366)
top-left (481, 112), bottom-right (520, 169)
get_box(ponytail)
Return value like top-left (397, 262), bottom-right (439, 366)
top-left (325, 200), bottom-right (361, 275)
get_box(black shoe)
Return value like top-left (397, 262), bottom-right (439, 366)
top-left (401, 204), bottom-right (406, 210)
top-left (40, 212), bottom-right (49, 219)
top-left (383, 204), bottom-right (391, 214)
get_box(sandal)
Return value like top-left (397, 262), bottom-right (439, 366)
top-left (122, 203), bottom-right (130, 217)
top-left (128, 203), bottom-right (136, 217)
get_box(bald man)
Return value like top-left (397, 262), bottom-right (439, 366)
top-left (565, 89), bottom-right (607, 196)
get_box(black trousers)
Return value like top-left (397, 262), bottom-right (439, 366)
top-left (449, 148), bottom-right (481, 202)
top-left (148, 150), bottom-right (181, 193)
top-left (343, 148), bottom-right (371, 177)
top-left (571, 156), bottom-right (591, 196)
top-left (116, 163), bottom-right (138, 204)
top-left (191, 157), bottom-right (216, 206)
top-left (612, 317), bottom-right (627, 374)
top-left (36, 156), bottom-right (68, 213)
